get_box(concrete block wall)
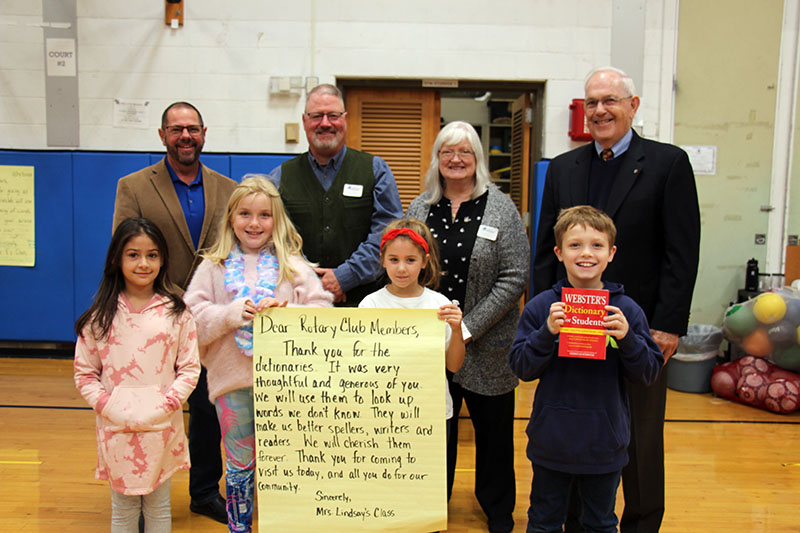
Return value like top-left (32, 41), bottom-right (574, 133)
top-left (0, 0), bottom-right (677, 157)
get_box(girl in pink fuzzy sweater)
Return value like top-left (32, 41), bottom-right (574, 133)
top-left (184, 176), bottom-right (332, 532)
top-left (74, 217), bottom-right (200, 532)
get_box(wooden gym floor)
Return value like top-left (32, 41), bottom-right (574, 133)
top-left (0, 356), bottom-right (797, 532)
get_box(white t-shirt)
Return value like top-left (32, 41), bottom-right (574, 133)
top-left (359, 286), bottom-right (467, 419)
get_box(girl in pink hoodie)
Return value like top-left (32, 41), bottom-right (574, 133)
top-left (185, 176), bottom-right (332, 532)
top-left (74, 217), bottom-right (200, 532)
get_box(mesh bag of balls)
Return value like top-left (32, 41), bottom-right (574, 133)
top-left (713, 289), bottom-right (800, 413)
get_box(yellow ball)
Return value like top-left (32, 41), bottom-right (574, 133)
top-left (752, 292), bottom-right (787, 325)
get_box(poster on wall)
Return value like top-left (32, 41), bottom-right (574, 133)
top-left (680, 145), bottom-right (716, 175)
top-left (0, 165), bottom-right (35, 267)
top-left (253, 307), bottom-right (447, 532)
top-left (113, 99), bottom-right (150, 129)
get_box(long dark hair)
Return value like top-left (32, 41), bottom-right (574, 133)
top-left (74, 218), bottom-right (186, 340)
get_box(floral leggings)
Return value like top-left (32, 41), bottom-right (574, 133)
top-left (215, 387), bottom-right (256, 533)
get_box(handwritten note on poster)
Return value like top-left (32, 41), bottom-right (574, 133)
top-left (0, 165), bottom-right (35, 266)
top-left (253, 307), bottom-right (447, 533)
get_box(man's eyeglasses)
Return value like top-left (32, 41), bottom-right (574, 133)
top-left (305, 112), bottom-right (345, 124)
top-left (439, 149), bottom-right (475, 161)
top-left (164, 125), bottom-right (204, 137)
top-left (584, 96), bottom-right (632, 110)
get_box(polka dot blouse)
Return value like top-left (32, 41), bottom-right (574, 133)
top-left (425, 191), bottom-right (489, 306)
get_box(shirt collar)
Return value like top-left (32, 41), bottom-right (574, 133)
top-left (165, 157), bottom-right (203, 186)
top-left (594, 128), bottom-right (633, 159)
top-left (307, 145), bottom-right (347, 171)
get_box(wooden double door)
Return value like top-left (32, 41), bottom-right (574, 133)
top-left (344, 87), bottom-right (533, 225)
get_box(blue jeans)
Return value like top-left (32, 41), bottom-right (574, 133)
top-left (528, 463), bottom-right (620, 533)
top-left (215, 387), bottom-right (256, 533)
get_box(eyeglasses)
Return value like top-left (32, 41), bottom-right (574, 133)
top-left (164, 125), bottom-right (204, 137)
top-left (305, 112), bottom-right (345, 124)
top-left (439, 149), bottom-right (475, 161)
top-left (584, 96), bottom-right (632, 110)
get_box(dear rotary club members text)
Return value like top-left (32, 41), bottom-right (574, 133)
top-left (253, 311), bottom-right (436, 523)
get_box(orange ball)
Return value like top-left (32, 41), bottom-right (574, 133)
top-left (741, 328), bottom-right (773, 357)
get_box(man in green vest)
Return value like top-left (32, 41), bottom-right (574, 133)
top-left (269, 84), bottom-right (403, 306)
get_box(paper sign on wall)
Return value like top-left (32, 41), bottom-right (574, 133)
top-left (0, 165), bottom-right (35, 266)
top-left (113, 99), bottom-right (150, 129)
top-left (253, 307), bottom-right (447, 532)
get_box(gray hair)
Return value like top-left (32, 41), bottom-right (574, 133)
top-left (305, 83), bottom-right (345, 112)
top-left (421, 121), bottom-right (491, 205)
top-left (584, 66), bottom-right (637, 97)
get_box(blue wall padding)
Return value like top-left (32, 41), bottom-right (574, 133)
top-left (72, 152), bottom-right (151, 319)
top-left (0, 150), bottom-right (292, 343)
top-left (229, 154), bottom-right (291, 181)
top-left (529, 160), bottom-right (550, 297)
top-left (0, 151), bottom-right (75, 341)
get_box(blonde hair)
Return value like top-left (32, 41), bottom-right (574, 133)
top-left (203, 175), bottom-right (312, 283)
top-left (380, 218), bottom-right (442, 290)
top-left (554, 205), bottom-right (617, 249)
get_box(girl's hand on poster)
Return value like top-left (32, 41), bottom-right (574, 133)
top-left (256, 297), bottom-right (289, 311)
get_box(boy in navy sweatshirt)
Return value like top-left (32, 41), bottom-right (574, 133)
top-left (509, 205), bottom-right (663, 533)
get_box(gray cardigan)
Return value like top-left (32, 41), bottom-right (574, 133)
top-left (408, 185), bottom-right (530, 395)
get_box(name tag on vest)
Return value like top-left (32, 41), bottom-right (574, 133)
top-left (343, 184), bottom-right (364, 197)
top-left (477, 224), bottom-right (499, 241)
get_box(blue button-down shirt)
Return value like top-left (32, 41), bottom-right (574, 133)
top-left (166, 159), bottom-right (204, 250)
top-left (594, 128), bottom-right (633, 160)
top-left (268, 146), bottom-right (403, 292)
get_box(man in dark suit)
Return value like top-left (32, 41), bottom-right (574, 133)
top-left (113, 102), bottom-right (236, 524)
top-left (533, 67), bottom-right (700, 533)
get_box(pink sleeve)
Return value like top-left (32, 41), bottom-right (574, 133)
top-left (286, 257), bottom-right (335, 308)
top-left (165, 312), bottom-right (201, 408)
top-left (184, 259), bottom-right (249, 346)
top-left (73, 328), bottom-right (110, 413)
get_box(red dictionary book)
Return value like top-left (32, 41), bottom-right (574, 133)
top-left (558, 287), bottom-right (609, 360)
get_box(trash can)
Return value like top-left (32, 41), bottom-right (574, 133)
top-left (666, 325), bottom-right (724, 393)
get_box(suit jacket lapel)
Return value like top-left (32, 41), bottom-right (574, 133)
top-left (605, 130), bottom-right (645, 218)
top-left (198, 164), bottom-right (217, 250)
top-left (569, 143), bottom-right (593, 205)
top-left (150, 159), bottom-right (195, 253)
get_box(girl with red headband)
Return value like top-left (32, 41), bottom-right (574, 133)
top-left (359, 218), bottom-right (466, 442)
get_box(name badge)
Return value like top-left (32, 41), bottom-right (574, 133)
top-left (343, 184), bottom-right (363, 198)
top-left (477, 224), bottom-right (499, 241)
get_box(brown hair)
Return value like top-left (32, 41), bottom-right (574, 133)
top-left (553, 205), bottom-right (617, 248)
top-left (380, 218), bottom-right (442, 290)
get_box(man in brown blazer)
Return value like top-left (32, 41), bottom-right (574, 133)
top-left (113, 102), bottom-right (236, 524)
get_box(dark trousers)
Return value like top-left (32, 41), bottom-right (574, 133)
top-left (187, 366), bottom-right (223, 504)
top-left (564, 371), bottom-right (667, 533)
top-left (528, 463), bottom-right (621, 533)
top-left (620, 371), bottom-right (667, 533)
top-left (447, 378), bottom-right (516, 533)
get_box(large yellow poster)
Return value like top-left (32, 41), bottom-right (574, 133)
top-left (0, 165), bottom-right (35, 267)
top-left (253, 307), bottom-right (447, 532)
